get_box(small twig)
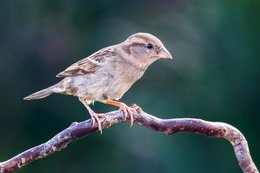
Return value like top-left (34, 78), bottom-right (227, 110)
top-left (0, 105), bottom-right (258, 173)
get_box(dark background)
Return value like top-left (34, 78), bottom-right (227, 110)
top-left (0, 0), bottom-right (259, 173)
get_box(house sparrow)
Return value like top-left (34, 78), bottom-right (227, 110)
top-left (24, 32), bottom-right (172, 133)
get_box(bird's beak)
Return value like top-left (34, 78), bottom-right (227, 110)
top-left (158, 47), bottom-right (173, 59)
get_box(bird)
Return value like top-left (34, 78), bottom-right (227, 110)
top-left (24, 32), bottom-right (173, 133)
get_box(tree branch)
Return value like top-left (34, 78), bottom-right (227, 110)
top-left (0, 105), bottom-right (258, 173)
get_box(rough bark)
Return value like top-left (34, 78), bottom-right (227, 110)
top-left (0, 105), bottom-right (258, 173)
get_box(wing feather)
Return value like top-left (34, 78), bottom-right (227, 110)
top-left (56, 46), bottom-right (116, 77)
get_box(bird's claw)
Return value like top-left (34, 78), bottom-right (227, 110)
top-left (90, 113), bottom-right (105, 134)
top-left (119, 103), bottom-right (134, 126)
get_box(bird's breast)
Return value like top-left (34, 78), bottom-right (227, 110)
top-left (96, 60), bottom-right (145, 101)
top-left (65, 57), bottom-right (145, 102)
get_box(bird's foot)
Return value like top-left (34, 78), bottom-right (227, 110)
top-left (118, 103), bottom-right (134, 126)
top-left (89, 112), bottom-right (105, 134)
top-left (79, 98), bottom-right (105, 134)
top-left (104, 100), bottom-right (135, 127)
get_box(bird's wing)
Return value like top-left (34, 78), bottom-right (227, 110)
top-left (56, 46), bottom-right (116, 77)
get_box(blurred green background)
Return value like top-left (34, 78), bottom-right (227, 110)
top-left (0, 0), bottom-right (259, 172)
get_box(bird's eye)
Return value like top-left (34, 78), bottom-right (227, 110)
top-left (146, 43), bottom-right (153, 49)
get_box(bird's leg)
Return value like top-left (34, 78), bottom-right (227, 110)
top-left (79, 98), bottom-right (103, 133)
top-left (104, 100), bottom-right (134, 126)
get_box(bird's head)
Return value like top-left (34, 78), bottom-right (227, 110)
top-left (121, 32), bottom-right (173, 69)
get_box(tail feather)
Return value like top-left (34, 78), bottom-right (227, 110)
top-left (24, 86), bottom-right (54, 100)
